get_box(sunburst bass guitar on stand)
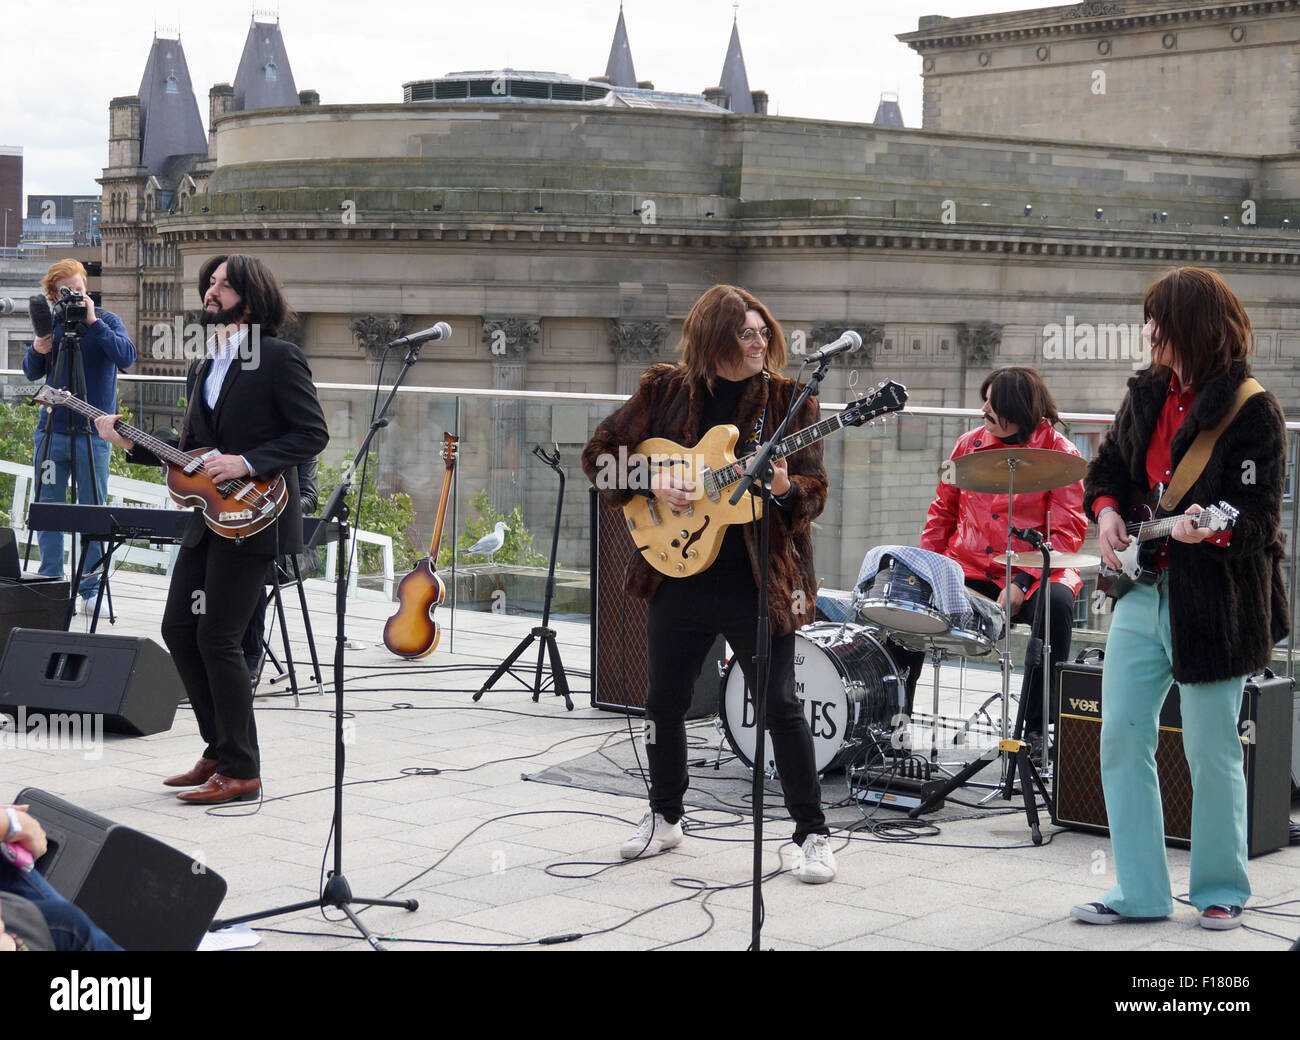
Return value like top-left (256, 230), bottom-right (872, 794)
top-left (35, 384), bottom-right (287, 539)
top-left (384, 433), bottom-right (460, 659)
top-left (1096, 482), bottom-right (1239, 601)
top-left (623, 380), bottom-right (907, 578)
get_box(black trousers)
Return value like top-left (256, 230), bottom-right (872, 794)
top-left (161, 532), bottom-right (275, 779)
top-left (644, 571), bottom-right (827, 845)
top-left (891, 579), bottom-right (1075, 734)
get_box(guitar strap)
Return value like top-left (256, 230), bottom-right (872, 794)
top-left (1158, 377), bottom-right (1264, 514)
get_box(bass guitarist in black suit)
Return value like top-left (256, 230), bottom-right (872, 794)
top-left (96, 254), bottom-right (329, 805)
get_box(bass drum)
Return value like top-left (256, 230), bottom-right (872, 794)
top-left (719, 622), bottom-right (904, 776)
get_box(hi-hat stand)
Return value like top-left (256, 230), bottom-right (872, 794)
top-left (475, 443), bottom-right (572, 710)
top-left (906, 449), bottom-right (1084, 842)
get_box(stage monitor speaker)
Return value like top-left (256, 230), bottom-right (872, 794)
top-left (16, 787), bottom-right (228, 951)
top-left (1053, 656), bottom-right (1293, 858)
top-left (589, 488), bottom-right (721, 719)
top-left (0, 628), bottom-right (185, 736)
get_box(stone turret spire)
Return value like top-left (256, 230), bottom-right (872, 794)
top-left (137, 34), bottom-right (208, 178)
top-left (719, 12), bottom-right (753, 113)
top-left (233, 16), bottom-right (300, 111)
top-left (604, 4), bottom-right (638, 88)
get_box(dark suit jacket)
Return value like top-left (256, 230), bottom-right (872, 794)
top-left (129, 335), bottom-right (329, 556)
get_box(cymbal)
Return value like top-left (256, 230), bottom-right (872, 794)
top-left (993, 550), bottom-right (1101, 571)
top-left (942, 447), bottom-right (1087, 494)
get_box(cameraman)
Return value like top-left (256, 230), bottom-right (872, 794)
top-left (23, 259), bottom-right (137, 612)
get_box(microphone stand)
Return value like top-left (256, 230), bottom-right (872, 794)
top-left (728, 356), bottom-right (831, 951)
top-left (211, 333), bottom-right (429, 949)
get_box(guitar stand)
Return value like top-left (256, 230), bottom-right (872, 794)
top-left (475, 444), bottom-right (572, 710)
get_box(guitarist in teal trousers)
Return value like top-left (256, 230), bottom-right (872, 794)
top-left (1074, 267), bottom-right (1289, 931)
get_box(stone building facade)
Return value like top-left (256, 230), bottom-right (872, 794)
top-left (899, 0), bottom-right (1300, 153)
top-left (85, 3), bottom-right (1300, 597)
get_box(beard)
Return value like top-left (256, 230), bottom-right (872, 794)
top-left (204, 301), bottom-right (246, 327)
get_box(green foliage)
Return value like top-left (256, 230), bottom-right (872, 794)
top-left (317, 460), bottom-right (419, 573)
top-left (107, 401), bottom-right (168, 483)
top-left (437, 489), bottom-right (549, 568)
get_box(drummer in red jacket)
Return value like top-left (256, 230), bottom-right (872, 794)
top-left (893, 366), bottom-right (1087, 756)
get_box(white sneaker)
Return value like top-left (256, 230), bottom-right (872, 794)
top-left (77, 597), bottom-right (98, 616)
top-left (792, 833), bottom-right (836, 884)
top-left (619, 812), bottom-right (683, 860)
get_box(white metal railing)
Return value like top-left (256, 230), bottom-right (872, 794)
top-left (0, 459), bottom-right (178, 571)
top-left (319, 529), bottom-right (395, 601)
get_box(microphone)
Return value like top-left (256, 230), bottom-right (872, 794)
top-left (0, 298), bottom-right (18, 315)
top-left (803, 329), bottom-right (862, 365)
top-left (27, 295), bottom-right (53, 338)
top-left (388, 322), bottom-right (452, 349)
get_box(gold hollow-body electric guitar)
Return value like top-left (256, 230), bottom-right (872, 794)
top-left (35, 385), bottom-right (286, 540)
top-left (383, 433), bottom-right (460, 659)
top-left (622, 380), bottom-right (907, 578)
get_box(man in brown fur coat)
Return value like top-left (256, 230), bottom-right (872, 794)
top-left (582, 285), bottom-right (835, 883)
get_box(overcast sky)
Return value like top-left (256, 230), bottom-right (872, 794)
top-left (1, 0), bottom-right (1035, 200)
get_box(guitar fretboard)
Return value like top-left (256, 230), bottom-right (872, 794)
top-left (704, 413), bottom-right (847, 496)
top-left (43, 391), bottom-right (192, 470)
top-left (1128, 512), bottom-right (1219, 543)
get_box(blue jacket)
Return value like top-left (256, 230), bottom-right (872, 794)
top-left (23, 310), bottom-right (136, 434)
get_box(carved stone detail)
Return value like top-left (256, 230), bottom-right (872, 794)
top-left (956, 321), bottom-right (1003, 366)
top-left (482, 317), bottom-right (542, 358)
top-left (808, 321), bottom-right (884, 366)
top-left (1065, 1), bottom-right (1124, 17)
top-left (350, 313), bottom-right (409, 360)
top-left (607, 319), bottom-right (670, 363)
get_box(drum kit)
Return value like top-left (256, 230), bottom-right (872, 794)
top-left (715, 446), bottom-right (1096, 824)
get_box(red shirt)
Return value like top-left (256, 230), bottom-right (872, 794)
top-left (1094, 376), bottom-right (1231, 564)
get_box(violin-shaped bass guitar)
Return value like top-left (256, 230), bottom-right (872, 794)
top-left (383, 433), bottom-right (459, 658)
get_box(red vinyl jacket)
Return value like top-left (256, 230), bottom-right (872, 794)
top-left (919, 420), bottom-right (1087, 598)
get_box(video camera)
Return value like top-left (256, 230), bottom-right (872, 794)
top-left (51, 285), bottom-right (89, 327)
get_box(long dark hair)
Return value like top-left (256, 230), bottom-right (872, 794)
top-left (979, 366), bottom-right (1061, 433)
top-left (678, 285), bottom-right (787, 392)
top-left (197, 253), bottom-right (293, 337)
top-left (1142, 267), bottom-right (1252, 387)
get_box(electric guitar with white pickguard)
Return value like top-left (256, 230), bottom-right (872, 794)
top-left (1097, 483), bottom-right (1239, 601)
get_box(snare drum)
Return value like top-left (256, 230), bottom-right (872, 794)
top-left (886, 588), bottom-right (1006, 658)
top-left (719, 623), bottom-right (904, 775)
top-left (858, 553), bottom-right (950, 635)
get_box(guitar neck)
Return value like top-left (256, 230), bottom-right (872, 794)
top-left (1128, 511), bottom-right (1216, 543)
top-left (711, 413), bottom-right (846, 494)
top-left (425, 434), bottom-right (459, 559)
top-left (49, 394), bottom-right (191, 469)
top-left (426, 472), bottom-right (454, 558)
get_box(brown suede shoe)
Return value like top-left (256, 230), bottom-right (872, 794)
top-left (163, 757), bottom-right (220, 788)
top-left (176, 774), bottom-right (261, 804)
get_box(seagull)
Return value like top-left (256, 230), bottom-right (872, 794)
top-left (467, 521), bottom-right (508, 564)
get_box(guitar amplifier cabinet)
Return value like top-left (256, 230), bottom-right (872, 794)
top-left (1053, 652), bottom-right (1293, 857)
top-left (589, 488), bottom-right (721, 718)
